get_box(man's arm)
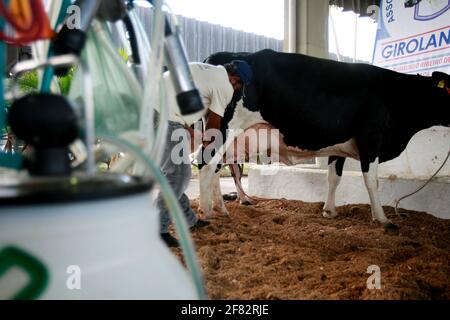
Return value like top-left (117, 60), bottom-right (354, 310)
top-left (203, 110), bottom-right (222, 147)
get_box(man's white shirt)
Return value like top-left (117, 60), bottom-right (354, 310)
top-left (160, 62), bottom-right (234, 125)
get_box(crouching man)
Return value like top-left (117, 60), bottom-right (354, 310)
top-left (157, 60), bottom-right (253, 247)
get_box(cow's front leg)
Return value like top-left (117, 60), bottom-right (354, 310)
top-left (199, 131), bottom-right (238, 217)
top-left (212, 171), bottom-right (229, 215)
top-left (199, 164), bottom-right (217, 218)
top-left (361, 158), bottom-right (396, 229)
top-left (323, 157), bottom-right (345, 218)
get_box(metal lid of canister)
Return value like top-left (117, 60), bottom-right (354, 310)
top-left (0, 173), bottom-right (153, 207)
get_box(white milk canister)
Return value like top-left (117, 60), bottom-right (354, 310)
top-left (0, 173), bottom-right (198, 299)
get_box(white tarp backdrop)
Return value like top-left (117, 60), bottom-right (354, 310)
top-left (373, 0), bottom-right (450, 75)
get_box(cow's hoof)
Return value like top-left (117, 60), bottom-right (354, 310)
top-left (212, 205), bottom-right (229, 217)
top-left (399, 212), bottom-right (410, 218)
top-left (198, 208), bottom-right (214, 219)
top-left (322, 210), bottom-right (338, 219)
top-left (223, 192), bottom-right (238, 201)
top-left (240, 199), bottom-right (252, 206)
top-left (383, 222), bottom-right (399, 232)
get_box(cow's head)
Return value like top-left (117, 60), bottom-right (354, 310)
top-left (241, 83), bottom-right (259, 112)
top-left (203, 51), bottom-right (250, 65)
top-left (432, 71), bottom-right (450, 127)
top-left (204, 51), bottom-right (260, 112)
top-left (432, 71), bottom-right (450, 95)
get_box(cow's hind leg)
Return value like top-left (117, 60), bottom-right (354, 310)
top-left (323, 156), bottom-right (345, 218)
top-left (361, 158), bottom-right (397, 229)
top-left (230, 163), bottom-right (253, 205)
top-left (356, 127), bottom-right (397, 229)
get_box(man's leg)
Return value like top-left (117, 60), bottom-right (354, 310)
top-left (157, 122), bottom-right (208, 246)
top-left (179, 193), bottom-right (199, 226)
top-left (158, 122), bottom-right (195, 229)
top-left (158, 163), bottom-right (198, 246)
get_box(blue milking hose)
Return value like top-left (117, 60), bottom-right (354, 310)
top-left (41, 0), bottom-right (73, 93)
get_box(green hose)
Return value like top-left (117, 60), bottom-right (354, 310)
top-left (40, 55), bottom-right (55, 94)
top-left (56, 0), bottom-right (73, 26)
top-left (97, 134), bottom-right (207, 300)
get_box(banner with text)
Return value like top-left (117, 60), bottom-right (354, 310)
top-left (373, 0), bottom-right (450, 76)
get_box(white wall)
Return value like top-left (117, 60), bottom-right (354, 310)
top-left (249, 165), bottom-right (450, 219)
top-left (324, 127), bottom-right (450, 179)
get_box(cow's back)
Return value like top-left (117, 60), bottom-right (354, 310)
top-left (242, 50), bottom-right (390, 150)
top-left (243, 49), bottom-right (449, 156)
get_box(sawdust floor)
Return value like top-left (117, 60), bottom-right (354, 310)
top-left (172, 199), bottom-right (450, 300)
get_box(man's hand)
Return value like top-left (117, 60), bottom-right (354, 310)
top-left (184, 124), bottom-right (202, 154)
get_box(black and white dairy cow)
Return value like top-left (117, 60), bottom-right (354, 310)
top-left (197, 49), bottom-right (450, 228)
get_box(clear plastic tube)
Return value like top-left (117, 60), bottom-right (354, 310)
top-left (150, 83), bottom-right (168, 166)
top-left (104, 2), bottom-right (168, 171)
top-left (97, 133), bottom-right (207, 300)
top-left (93, 21), bottom-right (142, 101)
top-left (139, 0), bottom-right (165, 156)
top-left (148, 1), bottom-right (182, 166)
top-left (128, 10), bottom-right (151, 83)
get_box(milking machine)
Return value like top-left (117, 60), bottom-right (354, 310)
top-left (0, 0), bottom-right (206, 300)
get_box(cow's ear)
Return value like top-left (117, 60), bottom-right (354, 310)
top-left (432, 71), bottom-right (450, 88)
top-left (242, 84), bottom-right (259, 112)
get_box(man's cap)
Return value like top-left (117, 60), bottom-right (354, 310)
top-left (231, 60), bottom-right (253, 85)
